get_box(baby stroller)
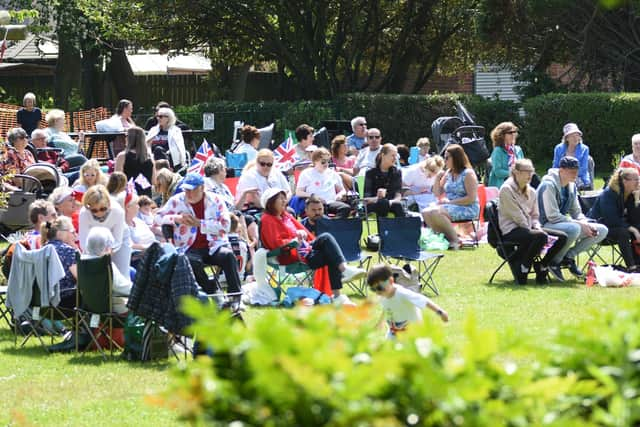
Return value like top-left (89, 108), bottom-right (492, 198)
top-left (431, 102), bottom-right (490, 181)
top-left (0, 163), bottom-right (68, 237)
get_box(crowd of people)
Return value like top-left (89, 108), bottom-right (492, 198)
top-left (5, 96), bottom-right (640, 338)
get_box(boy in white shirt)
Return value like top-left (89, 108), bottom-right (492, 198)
top-left (368, 264), bottom-right (448, 338)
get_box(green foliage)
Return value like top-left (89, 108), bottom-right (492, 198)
top-left (174, 94), bottom-right (520, 151)
top-left (162, 297), bottom-right (640, 426)
top-left (522, 93), bottom-right (640, 172)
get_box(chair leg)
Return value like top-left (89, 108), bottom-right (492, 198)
top-left (489, 259), bottom-right (509, 284)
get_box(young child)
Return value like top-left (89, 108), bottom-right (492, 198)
top-left (367, 264), bottom-right (448, 338)
top-left (137, 195), bottom-right (156, 226)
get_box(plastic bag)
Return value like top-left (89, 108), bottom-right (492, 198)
top-left (419, 228), bottom-right (449, 251)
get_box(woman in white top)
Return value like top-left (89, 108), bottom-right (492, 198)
top-left (234, 125), bottom-right (259, 162)
top-left (402, 155), bottom-right (445, 211)
top-left (124, 193), bottom-right (155, 251)
top-left (78, 185), bottom-right (130, 278)
top-left (296, 147), bottom-right (351, 218)
top-left (235, 149), bottom-right (291, 210)
top-left (146, 107), bottom-right (186, 170)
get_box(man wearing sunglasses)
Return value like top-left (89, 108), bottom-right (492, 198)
top-left (353, 128), bottom-right (383, 176)
top-left (155, 173), bottom-right (242, 295)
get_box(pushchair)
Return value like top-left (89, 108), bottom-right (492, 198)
top-left (431, 102), bottom-right (490, 182)
top-left (0, 163), bottom-right (69, 237)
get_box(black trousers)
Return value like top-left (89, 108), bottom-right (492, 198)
top-left (186, 246), bottom-right (242, 294)
top-left (305, 233), bottom-right (346, 290)
top-left (503, 227), bottom-right (568, 269)
top-left (326, 201), bottom-right (352, 218)
top-left (366, 199), bottom-right (405, 217)
top-left (606, 227), bottom-right (640, 268)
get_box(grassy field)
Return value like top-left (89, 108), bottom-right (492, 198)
top-left (1, 242), bottom-right (638, 426)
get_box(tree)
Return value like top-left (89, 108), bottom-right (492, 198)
top-left (78, 0), bottom-right (482, 99)
top-left (477, 0), bottom-right (640, 92)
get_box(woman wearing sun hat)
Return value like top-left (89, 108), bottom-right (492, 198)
top-left (552, 123), bottom-right (592, 190)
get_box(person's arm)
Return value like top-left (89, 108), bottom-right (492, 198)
top-left (448, 169), bottom-right (478, 206)
top-left (432, 170), bottom-right (447, 197)
top-left (578, 144), bottom-right (591, 186)
top-left (538, 183), bottom-right (565, 224)
top-left (295, 169), bottom-right (311, 198)
top-left (201, 194), bottom-right (232, 236)
top-left (390, 169), bottom-right (403, 201)
top-left (491, 148), bottom-right (510, 180)
top-left (498, 186), bottom-right (530, 229)
top-left (425, 299), bottom-right (449, 322)
top-left (114, 152), bottom-right (125, 172)
top-left (552, 144), bottom-right (563, 168)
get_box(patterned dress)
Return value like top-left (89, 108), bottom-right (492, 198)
top-left (442, 168), bottom-right (479, 221)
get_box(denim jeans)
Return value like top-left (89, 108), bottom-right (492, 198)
top-left (543, 221), bottom-right (608, 264)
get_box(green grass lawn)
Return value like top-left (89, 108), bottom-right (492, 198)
top-left (2, 233), bottom-right (639, 425)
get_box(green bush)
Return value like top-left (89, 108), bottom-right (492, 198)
top-left (158, 299), bottom-right (640, 426)
top-left (172, 94), bottom-right (520, 153)
top-left (523, 93), bottom-right (640, 174)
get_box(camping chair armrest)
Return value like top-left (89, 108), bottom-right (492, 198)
top-left (266, 240), bottom-right (299, 257)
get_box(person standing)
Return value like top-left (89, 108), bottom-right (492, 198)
top-left (16, 92), bottom-right (42, 136)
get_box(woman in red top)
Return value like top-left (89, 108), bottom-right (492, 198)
top-left (259, 188), bottom-right (365, 306)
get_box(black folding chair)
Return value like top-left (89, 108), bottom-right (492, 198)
top-left (316, 218), bottom-right (373, 296)
top-left (579, 193), bottom-right (624, 269)
top-left (0, 285), bottom-right (13, 329)
top-left (376, 216), bottom-right (444, 296)
top-left (485, 200), bottom-right (521, 283)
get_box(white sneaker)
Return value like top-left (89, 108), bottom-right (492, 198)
top-left (333, 294), bottom-right (357, 307)
top-left (342, 265), bottom-right (366, 283)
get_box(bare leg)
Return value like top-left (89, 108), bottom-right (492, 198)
top-left (422, 207), bottom-right (459, 245)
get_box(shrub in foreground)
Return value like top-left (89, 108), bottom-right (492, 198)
top-left (156, 299), bottom-right (640, 426)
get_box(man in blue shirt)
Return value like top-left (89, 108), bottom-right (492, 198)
top-left (346, 116), bottom-right (367, 154)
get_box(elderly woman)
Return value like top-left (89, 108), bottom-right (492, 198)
top-left (234, 125), bottom-right (259, 161)
top-left (115, 126), bottom-right (155, 197)
top-left (78, 185), bottom-right (130, 278)
top-left (40, 216), bottom-right (79, 309)
top-left (1, 127), bottom-right (35, 176)
top-left (416, 137), bottom-right (431, 162)
top-left (488, 122), bottom-right (524, 188)
top-left (44, 109), bottom-right (80, 157)
top-left (498, 159), bottom-right (568, 284)
top-left (402, 155), bottom-right (445, 211)
top-left (235, 149), bottom-right (291, 210)
top-left (16, 92), bottom-right (42, 136)
top-left (124, 192), bottom-right (155, 251)
top-left (552, 123), bottom-right (592, 190)
top-left (260, 188), bottom-right (365, 306)
top-left (421, 144), bottom-right (479, 250)
top-left (83, 226), bottom-right (132, 315)
top-left (363, 143), bottom-right (406, 217)
top-left (146, 106), bottom-right (186, 170)
top-left (296, 147), bottom-right (351, 218)
top-left (587, 167), bottom-right (640, 271)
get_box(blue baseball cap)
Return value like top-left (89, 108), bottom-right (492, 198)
top-left (181, 173), bottom-right (205, 190)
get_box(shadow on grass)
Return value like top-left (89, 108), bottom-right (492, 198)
top-left (486, 278), bottom-right (583, 290)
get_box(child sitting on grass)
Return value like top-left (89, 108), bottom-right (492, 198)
top-left (368, 264), bottom-right (448, 338)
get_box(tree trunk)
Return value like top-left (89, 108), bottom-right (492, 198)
top-left (54, 38), bottom-right (82, 112)
top-left (81, 46), bottom-right (103, 108)
top-left (107, 43), bottom-right (138, 106)
top-left (228, 62), bottom-right (251, 101)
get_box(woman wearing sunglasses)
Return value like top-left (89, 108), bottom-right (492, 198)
top-left (295, 147), bottom-right (351, 218)
top-left (78, 185), bottom-right (130, 278)
top-left (235, 149), bottom-right (291, 211)
top-left (146, 107), bottom-right (186, 171)
top-left (488, 122), bottom-right (524, 188)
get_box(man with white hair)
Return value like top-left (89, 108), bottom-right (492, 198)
top-left (619, 133), bottom-right (640, 174)
top-left (353, 127), bottom-right (383, 176)
top-left (346, 116), bottom-right (367, 154)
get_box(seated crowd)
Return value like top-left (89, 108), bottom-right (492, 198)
top-left (4, 105), bottom-right (640, 340)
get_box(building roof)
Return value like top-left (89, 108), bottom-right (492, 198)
top-left (128, 54), bottom-right (212, 76)
top-left (2, 35), bottom-right (58, 62)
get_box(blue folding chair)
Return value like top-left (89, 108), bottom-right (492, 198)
top-left (316, 218), bottom-right (373, 296)
top-left (377, 216), bottom-right (444, 296)
top-left (225, 152), bottom-right (248, 177)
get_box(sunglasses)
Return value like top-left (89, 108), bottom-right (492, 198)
top-left (157, 115), bottom-right (168, 118)
top-left (371, 281), bottom-right (388, 292)
top-left (368, 135), bottom-right (381, 139)
top-left (320, 159), bottom-right (329, 165)
top-left (259, 161), bottom-right (273, 167)
top-left (505, 130), bottom-right (519, 135)
top-left (358, 123), bottom-right (367, 127)
top-left (89, 206), bottom-right (108, 214)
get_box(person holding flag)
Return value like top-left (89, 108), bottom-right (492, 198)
top-left (115, 126), bottom-right (155, 197)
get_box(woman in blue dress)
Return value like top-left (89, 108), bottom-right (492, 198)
top-left (421, 144), bottom-right (479, 250)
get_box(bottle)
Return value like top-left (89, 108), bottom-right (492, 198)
top-left (585, 261), bottom-right (596, 287)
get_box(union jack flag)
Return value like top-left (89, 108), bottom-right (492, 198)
top-left (188, 139), bottom-right (214, 175)
top-left (273, 130), bottom-right (297, 170)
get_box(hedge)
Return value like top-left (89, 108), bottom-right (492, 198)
top-left (523, 93), bottom-right (640, 176)
top-left (172, 94), bottom-right (520, 152)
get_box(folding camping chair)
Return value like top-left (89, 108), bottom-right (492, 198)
top-left (264, 240), bottom-right (314, 299)
top-left (450, 184), bottom-right (485, 248)
top-left (377, 216), bottom-right (444, 295)
top-left (578, 193), bottom-right (624, 269)
top-left (0, 285), bottom-right (12, 329)
top-left (485, 199), bottom-right (525, 284)
top-left (75, 253), bottom-right (124, 358)
top-left (316, 217), bottom-right (373, 296)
